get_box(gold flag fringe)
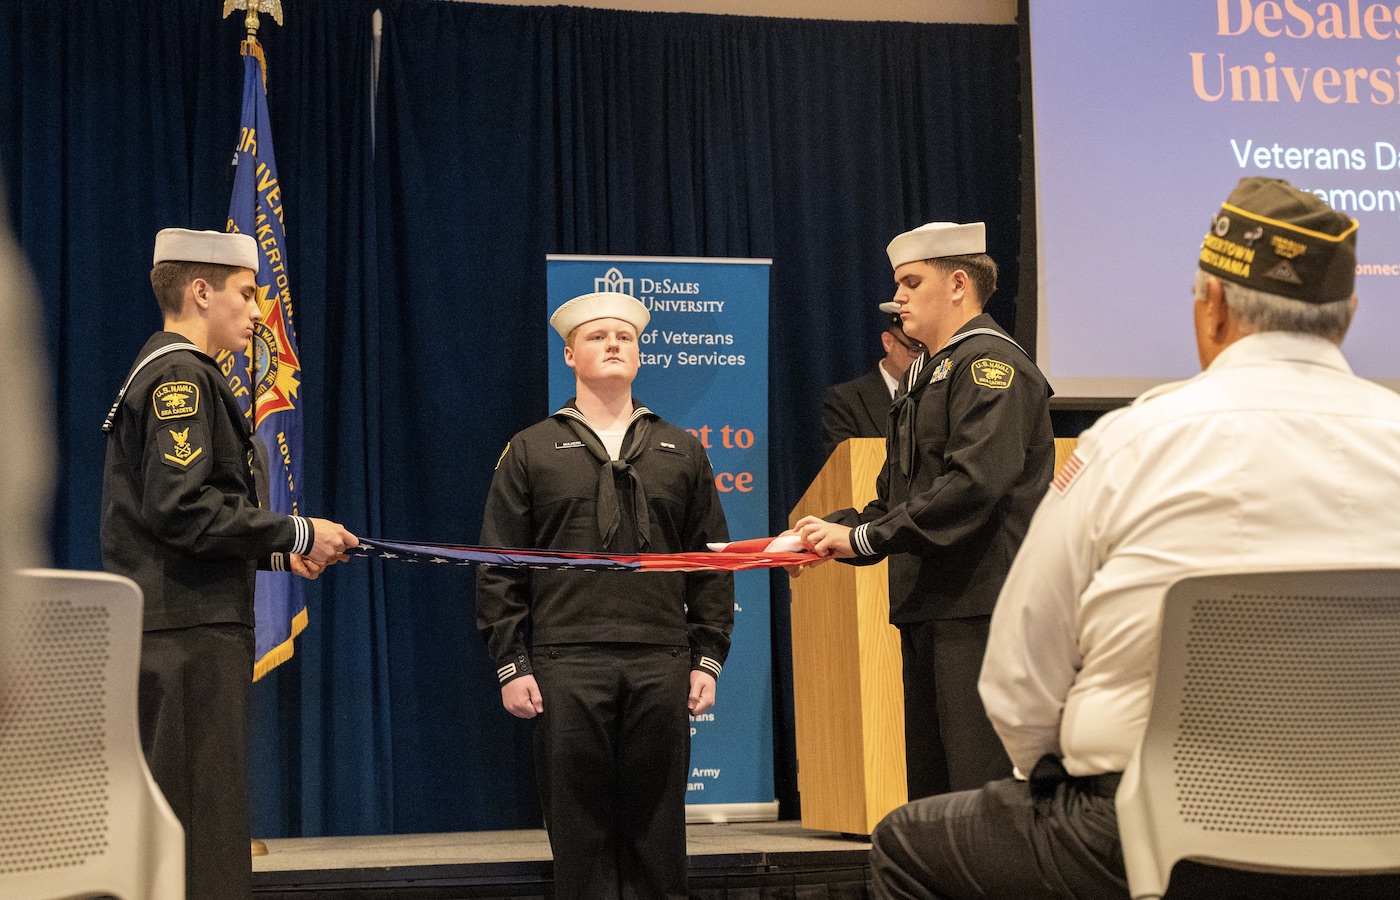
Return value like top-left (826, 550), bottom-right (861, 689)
top-left (252, 605), bottom-right (307, 681)
top-left (241, 37), bottom-right (268, 90)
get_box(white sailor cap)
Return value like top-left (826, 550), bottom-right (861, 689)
top-left (886, 222), bottom-right (986, 270)
top-left (549, 291), bottom-right (651, 339)
top-left (153, 228), bottom-right (259, 271)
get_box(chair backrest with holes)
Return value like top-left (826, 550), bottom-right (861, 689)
top-left (0, 569), bottom-right (183, 900)
top-left (1115, 567), bottom-right (1400, 900)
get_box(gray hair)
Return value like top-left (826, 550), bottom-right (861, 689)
top-left (1193, 269), bottom-right (1353, 343)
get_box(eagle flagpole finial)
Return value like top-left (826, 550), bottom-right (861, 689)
top-left (222, 0), bottom-right (284, 38)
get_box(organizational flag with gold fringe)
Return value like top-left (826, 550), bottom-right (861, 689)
top-left (220, 37), bottom-right (308, 680)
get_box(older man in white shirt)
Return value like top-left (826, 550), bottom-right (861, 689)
top-left (869, 178), bottom-right (1400, 899)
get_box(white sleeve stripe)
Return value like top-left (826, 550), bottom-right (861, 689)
top-left (290, 516), bottom-right (312, 555)
top-left (698, 657), bottom-right (723, 677)
top-left (269, 553), bottom-right (286, 572)
top-left (496, 662), bottom-right (518, 682)
top-left (853, 523), bottom-right (874, 557)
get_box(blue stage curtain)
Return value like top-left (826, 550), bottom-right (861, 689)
top-left (372, 0), bottom-right (1021, 834)
top-left (3, 0), bottom-right (1021, 836)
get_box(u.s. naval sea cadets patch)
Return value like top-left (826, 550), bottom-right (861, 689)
top-left (152, 381), bottom-right (199, 420)
top-left (971, 358), bottom-right (1014, 389)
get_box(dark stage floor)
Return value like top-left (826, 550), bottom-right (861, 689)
top-left (252, 820), bottom-right (874, 899)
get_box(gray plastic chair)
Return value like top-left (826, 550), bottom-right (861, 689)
top-left (1115, 567), bottom-right (1400, 899)
top-left (0, 569), bottom-right (184, 900)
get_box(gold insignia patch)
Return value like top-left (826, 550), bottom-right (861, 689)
top-left (970, 358), bottom-right (1014, 389)
top-left (153, 381), bottom-right (200, 420)
top-left (1270, 234), bottom-right (1307, 260)
top-left (160, 425), bottom-right (204, 468)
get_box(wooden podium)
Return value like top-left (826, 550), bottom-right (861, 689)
top-left (788, 438), bottom-right (906, 835)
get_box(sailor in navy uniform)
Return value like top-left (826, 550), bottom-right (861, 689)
top-left (101, 228), bottom-right (357, 900)
top-left (476, 291), bottom-right (734, 900)
top-left (794, 222), bottom-right (1054, 800)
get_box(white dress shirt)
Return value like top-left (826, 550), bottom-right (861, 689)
top-left (878, 359), bottom-right (900, 398)
top-left (981, 331), bottom-right (1400, 776)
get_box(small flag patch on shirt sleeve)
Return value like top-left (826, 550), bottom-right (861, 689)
top-left (1053, 451), bottom-right (1085, 494)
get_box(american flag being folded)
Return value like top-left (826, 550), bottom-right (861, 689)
top-left (347, 534), bottom-right (817, 573)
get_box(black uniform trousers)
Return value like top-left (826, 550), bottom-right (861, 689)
top-left (532, 643), bottom-right (693, 900)
top-left (870, 774), bottom-right (1400, 900)
top-left (870, 774), bottom-right (1127, 900)
top-left (900, 616), bottom-right (1012, 800)
top-left (138, 624), bottom-right (254, 900)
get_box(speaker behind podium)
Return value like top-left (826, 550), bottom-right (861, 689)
top-left (788, 437), bottom-right (906, 835)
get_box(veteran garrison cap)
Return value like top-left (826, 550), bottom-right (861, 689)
top-left (153, 228), bottom-right (259, 271)
top-left (550, 291), bottom-right (651, 339)
top-left (1199, 177), bottom-right (1357, 304)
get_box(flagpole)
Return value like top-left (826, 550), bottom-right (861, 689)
top-left (226, 2), bottom-right (279, 426)
top-left (223, 0), bottom-right (285, 863)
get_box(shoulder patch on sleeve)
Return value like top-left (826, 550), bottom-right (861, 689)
top-left (152, 380), bottom-right (200, 420)
top-left (1052, 451), bottom-right (1086, 494)
top-left (495, 442), bottom-right (510, 470)
top-left (970, 358), bottom-right (1014, 390)
top-left (159, 423), bottom-right (206, 469)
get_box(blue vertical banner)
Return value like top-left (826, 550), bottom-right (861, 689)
top-left (220, 40), bottom-right (307, 680)
top-left (547, 255), bottom-right (776, 822)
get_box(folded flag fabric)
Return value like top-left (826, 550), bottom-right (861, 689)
top-left (346, 536), bottom-right (818, 573)
top-left (706, 534), bottom-right (805, 553)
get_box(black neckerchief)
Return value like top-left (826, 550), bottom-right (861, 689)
top-left (554, 401), bottom-right (656, 552)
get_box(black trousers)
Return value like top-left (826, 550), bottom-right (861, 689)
top-left (532, 642), bottom-right (693, 900)
top-left (139, 623), bottom-right (254, 900)
top-left (871, 775), bottom-right (1400, 900)
top-left (900, 617), bottom-right (1012, 799)
top-left (870, 776), bottom-right (1127, 900)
